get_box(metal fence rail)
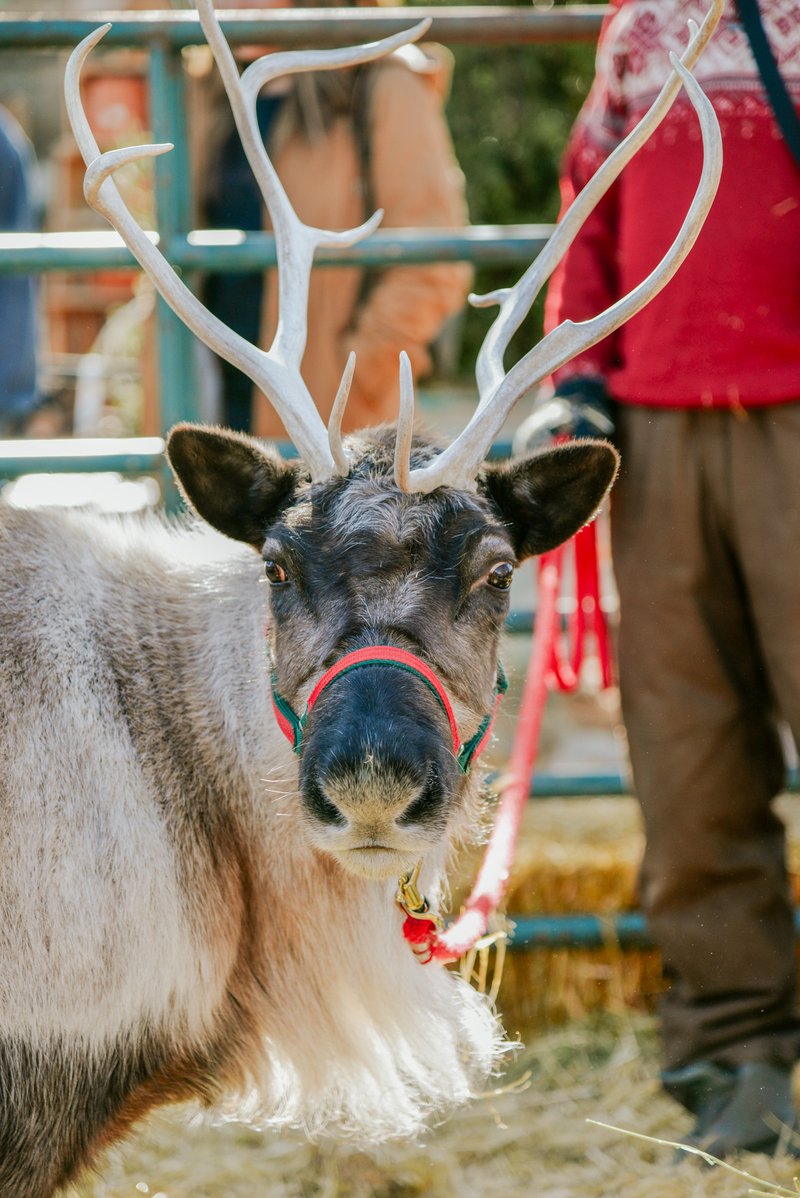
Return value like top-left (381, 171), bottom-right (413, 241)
top-left (0, 7), bottom-right (608, 49)
top-left (0, 226), bottom-right (554, 272)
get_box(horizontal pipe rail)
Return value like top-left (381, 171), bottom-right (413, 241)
top-left (0, 226), bottom-right (553, 274)
top-left (506, 908), bottom-right (800, 950)
top-left (0, 434), bottom-right (515, 474)
top-left (0, 7), bottom-right (609, 49)
top-left (529, 768), bottom-right (800, 797)
top-left (529, 772), bottom-right (629, 798)
top-left (0, 437), bottom-right (165, 476)
top-left (508, 912), bottom-right (651, 950)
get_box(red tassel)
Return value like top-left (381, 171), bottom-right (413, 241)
top-left (401, 914), bottom-right (438, 963)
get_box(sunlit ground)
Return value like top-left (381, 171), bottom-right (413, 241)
top-left (68, 1014), bottom-right (800, 1198)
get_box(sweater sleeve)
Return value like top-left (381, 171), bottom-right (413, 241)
top-left (342, 60), bottom-right (472, 416)
top-left (543, 3), bottom-right (628, 390)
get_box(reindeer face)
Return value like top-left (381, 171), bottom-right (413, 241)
top-left (262, 471), bottom-right (514, 878)
top-left (167, 425), bottom-right (618, 880)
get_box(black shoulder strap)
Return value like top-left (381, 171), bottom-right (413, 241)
top-left (351, 66), bottom-right (376, 217)
top-left (350, 66), bottom-right (381, 311)
top-left (737, 0), bottom-right (800, 168)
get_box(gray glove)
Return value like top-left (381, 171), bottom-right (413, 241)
top-left (513, 378), bottom-right (614, 456)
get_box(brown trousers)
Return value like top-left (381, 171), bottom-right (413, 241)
top-left (611, 404), bottom-right (800, 1071)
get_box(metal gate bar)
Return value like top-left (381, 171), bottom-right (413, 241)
top-left (0, 8), bottom-right (609, 50)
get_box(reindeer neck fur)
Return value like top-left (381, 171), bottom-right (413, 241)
top-left (0, 483), bottom-right (503, 1149)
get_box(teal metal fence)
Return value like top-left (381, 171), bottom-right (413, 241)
top-left (0, 5), bottom-right (607, 464)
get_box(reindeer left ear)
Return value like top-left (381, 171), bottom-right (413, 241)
top-left (480, 440), bottom-right (619, 560)
top-left (167, 424), bottom-right (302, 548)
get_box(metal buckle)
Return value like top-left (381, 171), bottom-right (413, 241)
top-left (395, 860), bottom-right (443, 930)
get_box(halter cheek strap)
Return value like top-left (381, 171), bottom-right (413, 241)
top-left (270, 644), bottom-right (507, 775)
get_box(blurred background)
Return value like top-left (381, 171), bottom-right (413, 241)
top-left (0, 0), bottom-right (606, 438)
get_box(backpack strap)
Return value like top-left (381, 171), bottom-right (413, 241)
top-left (737, 0), bottom-right (800, 169)
top-left (349, 65), bottom-right (384, 315)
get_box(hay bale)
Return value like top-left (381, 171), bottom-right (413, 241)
top-left (493, 798), bottom-right (659, 1036)
top-left (454, 794), bottom-right (800, 1038)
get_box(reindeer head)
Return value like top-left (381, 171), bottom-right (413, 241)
top-left (66, 1), bottom-right (722, 879)
top-left (165, 424), bottom-right (614, 877)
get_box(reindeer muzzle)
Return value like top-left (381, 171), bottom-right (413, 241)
top-left (270, 645), bottom-right (507, 775)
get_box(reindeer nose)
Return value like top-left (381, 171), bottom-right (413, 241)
top-left (302, 754), bottom-right (448, 830)
top-left (298, 661), bottom-right (459, 832)
top-left (303, 770), bottom-right (348, 827)
top-left (396, 765), bottom-right (446, 825)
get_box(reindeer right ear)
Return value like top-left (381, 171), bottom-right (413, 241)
top-left (480, 440), bottom-right (619, 560)
top-left (166, 425), bottom-right (302, 548)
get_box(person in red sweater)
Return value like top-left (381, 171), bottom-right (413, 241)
top-left (521, 0), bottom-right (800, 1159)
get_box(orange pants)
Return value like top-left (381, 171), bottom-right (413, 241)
top-left (612, 403), bottom-right (800, 1071)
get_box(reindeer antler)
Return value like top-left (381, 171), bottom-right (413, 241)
top-left (394, 0), bottom-right (724, 494)
top-left (65, 7), bottom-right (431, 482)
top-left (67, 3), bottom-right (722, 491)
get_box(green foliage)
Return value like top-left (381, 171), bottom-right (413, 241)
top-left (450, 39), bottom-right (598, 227)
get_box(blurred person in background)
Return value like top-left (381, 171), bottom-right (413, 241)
top-left (197, 0), bottom-right (471, 435)
top-left (0, 105), bottom-right (60, 437)
top-left (518, 0), bottom-right (800, 1158)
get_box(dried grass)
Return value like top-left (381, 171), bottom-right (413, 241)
top-left (67, 1013), bottom-right (800, 1198)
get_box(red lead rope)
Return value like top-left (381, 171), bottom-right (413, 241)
top-left (400, 520), bottom-right (612, 965)
top-left (547, 523), bottom-right (613, 692)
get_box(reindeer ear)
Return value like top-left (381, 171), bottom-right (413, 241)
top-left (480, 440), bottom-right (619, 560)
top-left (166, 424), bottom-right (302, 547)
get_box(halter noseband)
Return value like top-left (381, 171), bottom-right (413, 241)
top-left (270, 644), bottom-right (507, 775)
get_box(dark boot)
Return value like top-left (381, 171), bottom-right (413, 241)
top-left (662, 1059), bottom-right (738, 1139)
top-left (667, 1061), bottom-right (798, 1159)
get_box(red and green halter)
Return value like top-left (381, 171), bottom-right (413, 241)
top-left (270, 644), bottom-right (507, 774)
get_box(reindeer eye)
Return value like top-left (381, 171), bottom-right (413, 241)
top-left (487, 562), bottom-right (514, 591)
top-left (264, 560), bottom-right (288, 586)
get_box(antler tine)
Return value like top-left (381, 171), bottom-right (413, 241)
top-left (235, 15), bottom-right (432, 264)
top-left (403, 0), bottom-right (723, 494)
top-left (328, 352), bottom-right (356, 475)
top-left (65, 24), bottom-right (337, 480)
top-left (394, 353), bottom-right (415, 491)
top-left (502, 54), bottom-right (722, 382)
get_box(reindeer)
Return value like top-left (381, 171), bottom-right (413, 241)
top-left (0, 3), bottom-right (723, 1195)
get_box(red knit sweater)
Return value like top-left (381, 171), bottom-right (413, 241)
top-left (545, 0), bottom-right (800, 408)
